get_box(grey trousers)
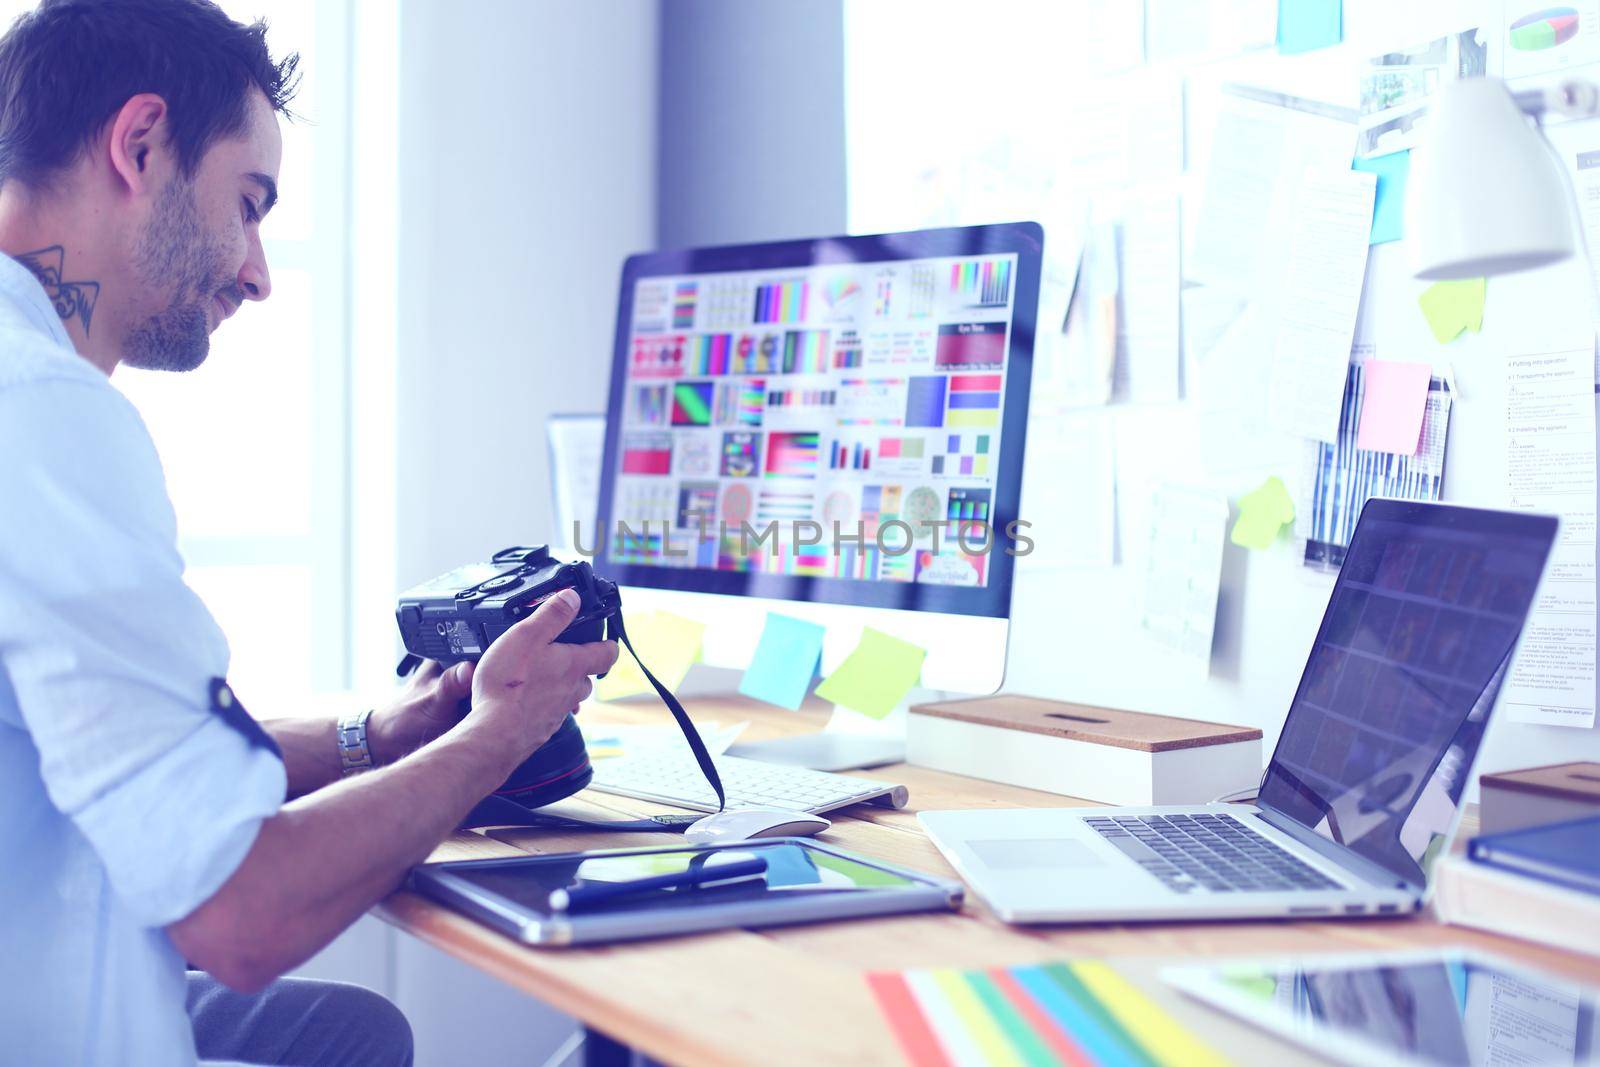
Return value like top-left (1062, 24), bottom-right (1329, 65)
top-left (187, 971), bottom-right (413, 1067)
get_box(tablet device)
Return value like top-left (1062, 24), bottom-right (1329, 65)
top-left (411, 838), bottom-right (964, 946)
top-left (1164, 949), bottom-right (1600, 1067)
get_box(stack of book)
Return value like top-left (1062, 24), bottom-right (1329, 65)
top-left (1433, 763), bottom-right (1600, 957)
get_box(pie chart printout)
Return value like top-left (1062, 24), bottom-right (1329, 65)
top-left (1510, 6), bottom-right (1581, 50)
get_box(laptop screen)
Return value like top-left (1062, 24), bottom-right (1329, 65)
top-left (1258, 501), bottom-right (1557, 887)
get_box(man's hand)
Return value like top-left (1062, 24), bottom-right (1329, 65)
top-left (458, 588), bottom-right (618, 776)
top-left (368, 657), bottom-right (475, 766)
top-left (169, 588), bottom-right (621, 993)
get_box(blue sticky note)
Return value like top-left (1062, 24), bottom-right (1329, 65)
top-left (1353, 149), bottom-right (1410, 244)
top-left (738, 613), bottom-right (825, 710)
top-left (1277, 0), bottom-right (1341, 53)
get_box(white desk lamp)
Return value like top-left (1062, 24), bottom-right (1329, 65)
top-left (1408, 76), bottom-right (1600, 280)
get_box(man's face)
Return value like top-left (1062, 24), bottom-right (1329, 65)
top-left (122, 91), bottom-right (281, 372)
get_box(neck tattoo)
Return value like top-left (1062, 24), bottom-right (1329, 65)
top-left (14, 245), bottom-right (99, 334)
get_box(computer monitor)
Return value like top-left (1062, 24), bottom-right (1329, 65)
top-left (589, 223), bottom-right (1042, 734)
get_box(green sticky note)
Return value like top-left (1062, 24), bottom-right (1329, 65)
top-left (1277, 0), bottom-right (1341, 53)
top-left (1352, 150), bottom-right (1409, 244)
top-left (1230, 476), bottom-right (1295, 551)
top-left (594, 611), bottom-right (703, 701)
top-left (814, 627), bottom-right (926, 720)
top-left (1418, 278), bottom-right (1486, 344)
top-left (738, 612), bottom-right (825, 710)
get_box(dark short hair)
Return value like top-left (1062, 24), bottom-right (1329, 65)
top-left (0, 0), bottom-right (298, 189)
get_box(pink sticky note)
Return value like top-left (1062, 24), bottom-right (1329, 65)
top-left (1357, 360), bottom-right (1432, 455)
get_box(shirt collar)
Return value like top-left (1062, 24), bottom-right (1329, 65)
top-left (0, 252), bottom-right (78, 351)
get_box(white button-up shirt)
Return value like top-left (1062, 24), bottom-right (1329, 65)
top-left (0, 254), bottom-right (286, 1065)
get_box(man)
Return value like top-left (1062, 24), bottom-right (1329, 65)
top-left (0, 2), bottom-right (618, 1064)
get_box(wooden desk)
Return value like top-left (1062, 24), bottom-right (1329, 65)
top-left (374, 696), bottom-right (1600, 1067)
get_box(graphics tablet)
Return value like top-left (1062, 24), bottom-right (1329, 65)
top-left (411, 839), bottom-right (963, 946)
top-left (1165, 949), bottom-right (1600, 1067)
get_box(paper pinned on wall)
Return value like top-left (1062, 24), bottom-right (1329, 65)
top-left (1545, 118), bottom-right (1600, 379)
top-left (593, 612), bottom-right (705, 702)
top-left (1356, 359), bottom-right (1433, 454)
top-left (1231, 476), bottom-right (1295, 550)
top-left (1277, 0), bottom-right (1342, 54)
top-left (547, 414), bottom-right (606, 551)
top-left (1065, 72), bottom-right (1186, 190)
top-left (1018, 413), bottom-right (1116, 569)
top-left (1352, 149), bottom-right (1410, 244)
top-left (1142, 485), bottom-right (1229, 676)
top-left (1145, 0), bottom-right (1276, 62)
top-left (1298, 358), bottom-right (1452, 571)
top-left (1268, 167), bottom-right (1377, 443)
top-left (1502, 339), bottom-right (1597, 730)
top-left (1499, 0), bottom-right (1600, 91)
top-left (1053, 222), bottom-right (1121, 409)
top-left (1190, 86), bottom-right (1360, 297)
top-left (815, 628), bottom-right (927, 721)
top-left (1358, 27), bottom-right (1490, 159)
top-left (1418, 278), bottom-right (1487, 343)
top-left (737, 612), bottom-right (825, 711)
top-left (1114, 193), bottom-right (1183, 404)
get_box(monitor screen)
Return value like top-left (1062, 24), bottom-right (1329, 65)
top-left (592, 224), bottom-right (1042, 619)
top-left (1259, 501), bottom-right (1557, 886)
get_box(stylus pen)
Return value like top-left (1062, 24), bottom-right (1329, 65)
top-left (549, 856), bottom-right (769, 912)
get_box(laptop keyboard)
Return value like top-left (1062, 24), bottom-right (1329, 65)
top-left (1085, 812), bottom-right (1343, 894)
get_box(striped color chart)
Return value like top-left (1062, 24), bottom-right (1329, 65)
top-left (783, 330), bottom-right (831, 373)
top-left (950, 258), bottom-right (1013, 307)
top-left (946, 374), bottom-right (1002, 429)
top-left (692, 333), bottom-right (732, 375)
top-left (867, 961), bottom-right (1231, 1067)
top-left (754, 280), bottom-right (809, 323)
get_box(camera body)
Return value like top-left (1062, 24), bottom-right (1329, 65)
top-left (396, 545), bottom-right (619, 808)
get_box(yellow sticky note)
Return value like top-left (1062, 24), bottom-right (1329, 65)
top-left (1230, 476), bottom-right (1295, 550)
top-left (1417, 277), bottom-right (1485, 344)
top-left (814, 628), bottom-right (926, 720)
top-left (593, 611), bottom-right (704, 701)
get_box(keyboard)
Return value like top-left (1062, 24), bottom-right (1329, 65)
top-left (590, 752), bottom-right (909, 814)
top-left (1085, 812), bottom-right (1344, 894)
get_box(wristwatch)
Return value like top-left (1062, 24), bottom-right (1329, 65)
top-left (336, 708), bottom-right (375, 776)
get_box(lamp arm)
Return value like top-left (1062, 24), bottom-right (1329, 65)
top-left (1513, 80), bottom-right (1600, 120)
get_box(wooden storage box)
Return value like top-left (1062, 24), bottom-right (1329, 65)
top-left (907, 694), bottom-right (1264, 806)
top-left (1479, 762), bottom-right (1600, 835)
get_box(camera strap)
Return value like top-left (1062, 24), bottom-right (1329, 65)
top-left (609, 609), bottom-right (727, 812)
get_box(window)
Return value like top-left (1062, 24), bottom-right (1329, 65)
top-left (109, 0), bottom-right (355, 705)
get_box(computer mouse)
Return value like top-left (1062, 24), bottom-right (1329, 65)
top-left (683, 807), bottom-right (831, 845)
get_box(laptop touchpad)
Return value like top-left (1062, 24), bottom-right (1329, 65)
top-left (970, 839), bottom-right (1105, 870)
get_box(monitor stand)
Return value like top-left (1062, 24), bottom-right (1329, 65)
top-left (725, 703), bottom-right (907, 771)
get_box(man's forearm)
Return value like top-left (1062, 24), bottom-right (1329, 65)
top-left (266, 708), bottom-right (440, 799)
top-left (263, 717), bottom-right (340, 798)
top-left (168, 716), bottom-right (517, 991)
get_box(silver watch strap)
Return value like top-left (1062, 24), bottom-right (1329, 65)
top-left (337, 708), bottom-right (375, 776)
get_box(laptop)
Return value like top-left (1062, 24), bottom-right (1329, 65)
top-left (921, 500), bottom-right (1559, 923)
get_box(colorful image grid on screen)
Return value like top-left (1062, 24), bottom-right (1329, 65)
top-left (613, 254), bottom-right (1017, 589)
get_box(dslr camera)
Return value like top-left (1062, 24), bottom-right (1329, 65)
top-left (396, 546), bottom-right (723, 812)
top-left (396, 546), bottom-right (618, 808)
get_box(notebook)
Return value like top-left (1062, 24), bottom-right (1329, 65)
top-left (1468, 814), bottom-right (1600, 896)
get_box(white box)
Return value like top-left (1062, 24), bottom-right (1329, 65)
top-left (908, 695), bottom-right (1264, 806)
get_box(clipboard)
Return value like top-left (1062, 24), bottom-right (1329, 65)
top-left (411, 839), bottom-right (963, 946)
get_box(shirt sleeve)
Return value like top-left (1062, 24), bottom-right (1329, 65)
top-left (0, 372), bottom-right (286, 927)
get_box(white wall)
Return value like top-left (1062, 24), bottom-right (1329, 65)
top-left (395, 0), bottom-right (659, 587)
top-left (380, 3), bottom-right (660, 1063)
top-left (656, 0), bottom-right (847, 248)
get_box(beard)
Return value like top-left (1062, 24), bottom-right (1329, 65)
top-left (122, 178), bottom-right (236, 373)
